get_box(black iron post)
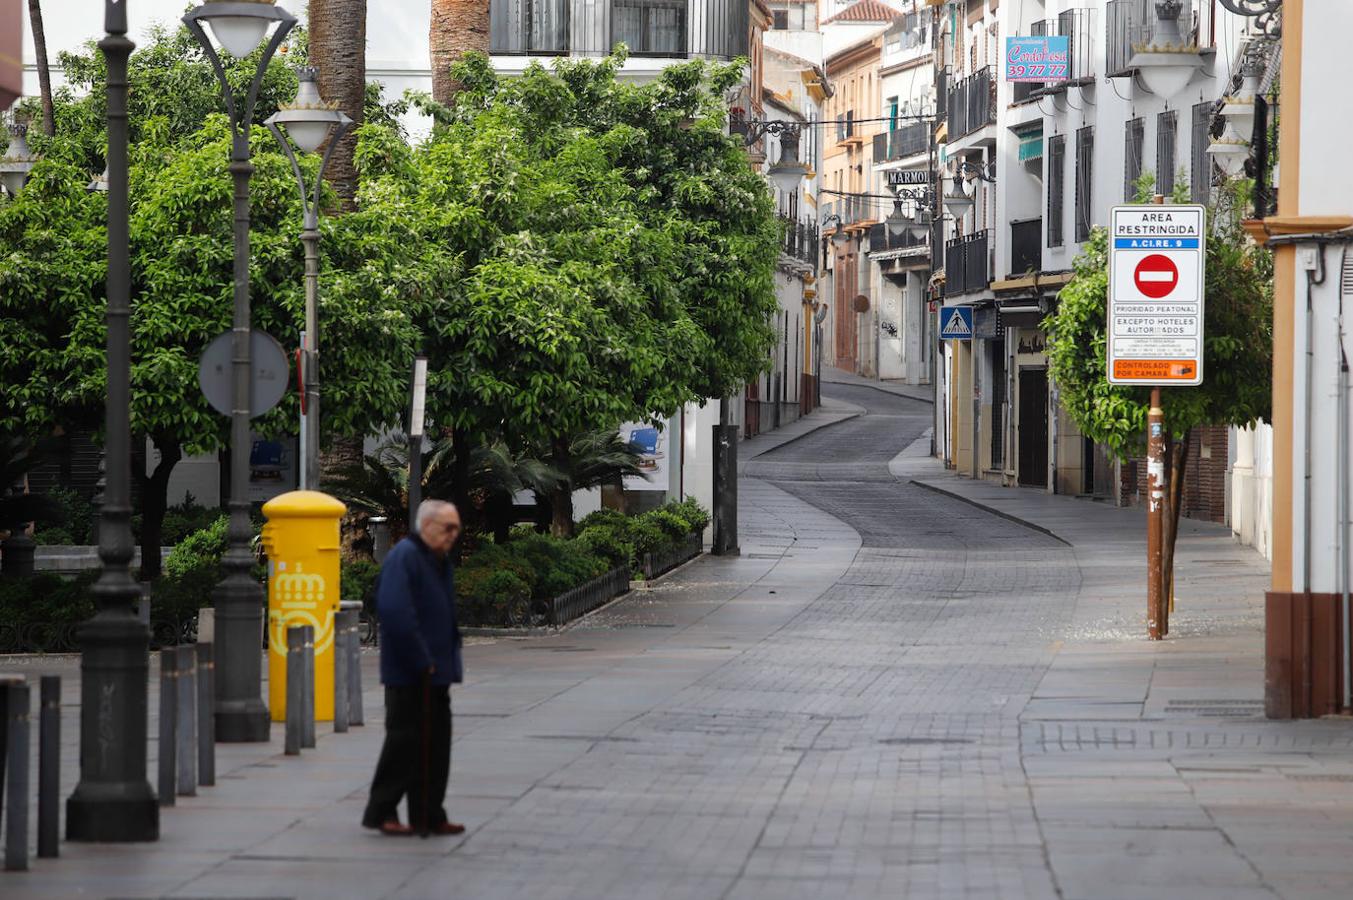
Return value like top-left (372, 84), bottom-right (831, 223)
top-left (65, 2), bottom-right (159, 843)
top-left (184, 3), bottom-right (296, 743)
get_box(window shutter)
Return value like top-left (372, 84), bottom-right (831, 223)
top-left (1048, 134), bottom-right (1065, 247)
top-left (1124, 117), bottom-right (1144, 201)
top-left (1191, 101), bottom-right (1211, 204)
top-left (1157, 110), bottom-right (1177, 196)
top-left (1075, 125), bottom-right (1093, 243)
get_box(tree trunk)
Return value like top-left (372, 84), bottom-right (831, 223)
top-left (549, 436), bottom-right (574, 538)
top-left (308, 0), bottom-right (367, 210)
top-left (430, 0), bottom-right (491, 106)
top-left (323, 435), bottom-right (366, 556)
top-left (26, 0), bottom-right (54, 138)
top-left (1162, 429), bottom-right (1191, 634)
top-left (134, 436), bottom-right (182, 581)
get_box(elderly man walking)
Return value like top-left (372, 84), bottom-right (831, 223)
top-left (362, 499), bottom-right (465, 836)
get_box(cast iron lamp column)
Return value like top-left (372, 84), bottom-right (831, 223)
top-left (184, 0), bottom-right (296, 742)
top-left (65, 1), bottom-right (158, 842)
top-left (266, 67), bottom-right (352, 491)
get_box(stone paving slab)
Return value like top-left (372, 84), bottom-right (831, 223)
top-left (3, 382), bottom-right (1353, 899)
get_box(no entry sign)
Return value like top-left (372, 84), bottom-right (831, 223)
top-left (1107, 205), bottom-right (1205, 385)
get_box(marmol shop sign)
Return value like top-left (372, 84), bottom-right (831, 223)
top-left (1, 0), bottom-right (22, 112)
top-left (1005, 36), bottom-right (1069, 83)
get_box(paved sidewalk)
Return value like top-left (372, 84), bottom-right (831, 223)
top-left (4, 386), bottom-right (1353, 899)
top-left (822, 365), bottom-right (935, 404)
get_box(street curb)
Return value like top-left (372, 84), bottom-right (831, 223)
top-left (745, 408), bottom-right (864, 461)
top-left (821, 378), bottom-right (935, 405)
top-left (908, 479), bottom-right (1072, 547)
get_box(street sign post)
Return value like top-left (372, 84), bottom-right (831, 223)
top-left (1107, 204), bottom-right (1206, 386)
top-left (939, 305), bottom-right (974, 341)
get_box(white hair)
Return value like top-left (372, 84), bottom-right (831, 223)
top-left (415, 499), bottom-right (457, 531)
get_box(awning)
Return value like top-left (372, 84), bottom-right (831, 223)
top-left (1014, 122), bottom-right (1044, 163)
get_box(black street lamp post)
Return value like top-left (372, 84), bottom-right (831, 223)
top-left (65, 1), bottom-right (159, 842)
top-left (266, 68), bottom-right (352, 491)
top-left (183, 0), bottom-right (296, 742)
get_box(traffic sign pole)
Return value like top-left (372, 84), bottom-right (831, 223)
top-left (1147, 390), bottom-right (1164, 641)
top-left (1146, 196), bottom-right (1166, 641)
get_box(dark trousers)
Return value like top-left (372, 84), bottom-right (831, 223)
top-left (363, 683), bottom-right (451, 829)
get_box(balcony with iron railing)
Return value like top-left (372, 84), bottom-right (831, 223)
top-left (780, 215), bottom-right (820, 267)
top-left (1008, 218), bottom-right (1042, 277)
top-left (489, 0), bottom-right (748, 59)
top-left (1105, 0), bottom-right (1211, 78)
top-left (1012, 10), bottom-right (1096, 102)
top-left (943, 229), bottom-right (991, 298)
top-left (822, 195), bottom-right (875, 230)
top-left (872, 122), bottom-right (930, 163)
top-left (946, 67), bottom-right (995, 142)
top-left (866, 223), bottom-right (930, 255)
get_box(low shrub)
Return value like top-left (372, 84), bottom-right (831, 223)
top-left (32, 487), bottom-right (93, 545)
top-left (669, 498), bottom-right (711, 534)
top-left (341, 559), bottom-right (382, 616)
top-left (575, 524), bottom-right (633, 570)
top-left (456, 566), bottom-right (532, 628)
top-left (164, 515), bottom-right (230, 578)
top-left (643, 507), bottom-right (690, 541)
top-left (577, 508), bottom-right (629, 532)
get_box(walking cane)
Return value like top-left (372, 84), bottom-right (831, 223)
top-left (420, 670), bottom-right (431, 839)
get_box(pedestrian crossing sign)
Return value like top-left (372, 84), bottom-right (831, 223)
top-left (939, 306), bottom-right (974, 341)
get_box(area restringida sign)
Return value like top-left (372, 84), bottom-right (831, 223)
top-left (1106, 204), bottom-right (1206, 386)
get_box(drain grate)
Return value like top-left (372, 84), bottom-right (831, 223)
top-left (879, 737), bottom-right (976, 746)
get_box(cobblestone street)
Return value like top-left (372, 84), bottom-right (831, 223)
top-left (6, 381), bottom-right (1353, 899)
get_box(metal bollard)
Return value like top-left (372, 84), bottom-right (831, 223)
top-left (333, 613), bottom-right (349, 734)
top-left (37, 676), bottom-right (59, 859)
top-left (176, 645), bottom-right (197, 797)
top-left (342, 601), bottom-right (364, 727)
top-left (197, 643), bottom-right (215, 786)
top-left (301, 625), bottom-right (316, 749)
top-left (285, 627), bottom-right (303, 756)
top-left (5, 682), bottom-right (30, 871)
top-left (157, 648), bottom-right (177, 807)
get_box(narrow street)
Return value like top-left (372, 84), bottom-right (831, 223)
top-left (6, 382), bottom-right (1353, 900)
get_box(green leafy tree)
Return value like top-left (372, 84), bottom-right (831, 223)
top-left (363, 52), bottom-right (780, 534)
top-left (1046, 178), bottom-right (1272, 616)
top-left (1, 26), bottom-right (431, 577)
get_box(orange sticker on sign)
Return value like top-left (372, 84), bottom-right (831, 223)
top-left (1112, 360), bottom-right (1198, 381)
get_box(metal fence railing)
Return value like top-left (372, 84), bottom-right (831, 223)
top-left (944, 229), bottom-right (990, 297)
top-left (947, 67), bottom-right (995, 140)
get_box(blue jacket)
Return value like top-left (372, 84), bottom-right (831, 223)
top-left (376, 534), bottom-right (463, 686)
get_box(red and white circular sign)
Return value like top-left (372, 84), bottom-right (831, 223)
top-left (1133, 253), bottom-right (1179, 299)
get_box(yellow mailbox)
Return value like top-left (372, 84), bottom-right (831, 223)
top-left (261, 490), bottom-right (348, 722)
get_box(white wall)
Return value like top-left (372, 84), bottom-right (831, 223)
top-left (1230, 422), bottom-right (1272, 560)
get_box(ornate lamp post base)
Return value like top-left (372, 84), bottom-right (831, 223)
top-left (66, 612), bottom-right (158, 842)
top-left (212, 572), bottom-right (270, 742)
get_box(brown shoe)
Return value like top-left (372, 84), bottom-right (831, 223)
top-left (431, 821), bottom-right (466, 835)
top-left (373, 819), bottom-right (414, 836)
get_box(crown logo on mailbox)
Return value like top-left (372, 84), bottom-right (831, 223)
top-left (275, 564), bottom-right (326, 603)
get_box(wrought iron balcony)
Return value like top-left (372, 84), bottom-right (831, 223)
top-left (489, 0), bottom-right (748, 59)
top-left (871, 122), bottom-right (930, 162)
top-left (780, 215), bottom-right (820, 267)
top-left (943, 229), bottom-right (990, 298)
top-left (946, 67), bottom-right (995, 141)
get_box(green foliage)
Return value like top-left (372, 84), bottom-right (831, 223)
top-left (341, 558), bottom-right (381, 614)
top-left (669, 497), bottom-right (711, 533)
top-left (455, 566), bottom-right (532, 628)
top-left (645, 507), bottom-right (691, 541)
top-left (575, 524), bottom-right (634, 569)
top-left (1046, 183), bottom-right (1273, 458)
top-left (0, 571), bottom-right (97, 643)
top-left (578, 508), bottom-right (630, 532)
top-left (32, 487), bottom-right (93, 545)
top-left (163, 515), bottom-right (230, 579)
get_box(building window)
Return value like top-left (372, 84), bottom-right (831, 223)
top-left (1047, 134), bottom-right (1066, 247)
top-left (1124, 117), bottom-right (1144, 201)
top-left (1074, 125), bottom-right (1093, 243)
top-left (1157, 110), bottom-right (1177, 196)
top-left (1191, 101), bottom-right (1212, 204)
top-left (769, 2), bottom-right (809, 31)
top-left (612, 0), bottom-right (687, 55)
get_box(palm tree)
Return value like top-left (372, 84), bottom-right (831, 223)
top-left (430, 0), bottom-right (490, 105)
top-left (27, 1), bottom-right (53, 137)
top-left (546, 431), bottom-right (649, 538)
top-left (306, 0), bottom-right (367, 209)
